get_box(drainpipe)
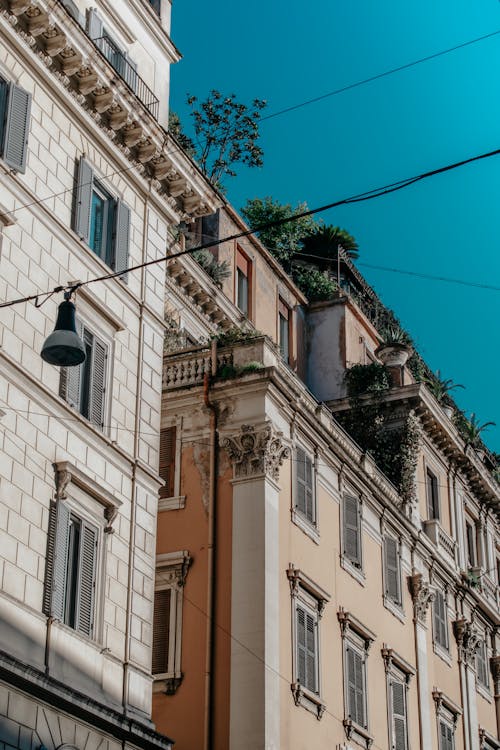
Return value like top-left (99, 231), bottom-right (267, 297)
top-left (122, 192), bottom-right (148, 712)
top-left (203, 339), bottom-right (218, 750)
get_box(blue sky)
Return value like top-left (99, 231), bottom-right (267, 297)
top-left (170, 0), bottom-right (500, 453)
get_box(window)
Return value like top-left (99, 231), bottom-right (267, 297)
top-left (294, 446), bottom-right (315, 527)
top-left (381, 648), bottom-right (414, 750)
top-left (153, 551), bottom-right (191, 694)
top-left (426, 468), bottom-right (439, 520)
top-left (439, 719), bottom-right (455, 750)
top-left (0, 77), bottom-right (31, 173)
top-left (383, 533), bottom-right (402, 607)
top-left (74, 158), bottom-right (130, 276)
top-left (159, 426), bottom-right (177, 500)
top-left (45, 500), bottom-right (98, 638)
top-left (236, 248), bottom-right (251, 317)
top-left (279, 299), bottom-right (291, 363)
top-left (148, 0), bottom-right (161, 14)
top-left (342, 494), bottom-right (362, 570)
top-left (433, 691), bottom-right (460, 750)
top-left (338, 609), bottom-right (375, 749)
top-left (432, 588), bottom-right (449, 652)
top-left (466, 519), bottom-right (478, 567)
top-left (288, 565), bottom-right (329, 718)
top-left (59, 320), bottom-right (108, 431)
top-left (476, 638), bottom-right (489, 690)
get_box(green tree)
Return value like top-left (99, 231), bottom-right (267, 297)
top-left (168, 111), bottom-right (196, 159)
top-left (299, 224), bottom-right (359, 262)
top-left (241, 196), bottom-right (319, 268)
top-left (181, 90), bottom-right (266, 186)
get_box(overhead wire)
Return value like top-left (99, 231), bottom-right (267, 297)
top-left (2, 145), bottom-right (500, 309)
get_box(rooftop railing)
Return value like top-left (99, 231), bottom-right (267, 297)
top-left (92, 36), bottom-right (159, 119)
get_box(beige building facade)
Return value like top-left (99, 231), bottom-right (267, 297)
top-left (153, 209), bottom-right (499, 750)
top-left (0, 0), bottom-right (217, 746)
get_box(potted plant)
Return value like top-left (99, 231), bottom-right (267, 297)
top-left (423, 370), bottom-right (464, 418)
top-left (375, 326), bottom-right (413, 368)
top-left (461, 413), bottom-right (496, 460)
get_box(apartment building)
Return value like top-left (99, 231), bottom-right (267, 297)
top-left (0, 0), bottom-right (217, 746)
top-left (153, 208), bottom-right (499, 750)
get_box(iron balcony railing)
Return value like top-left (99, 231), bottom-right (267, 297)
top-left (92, 36), bottom-right (159, 119)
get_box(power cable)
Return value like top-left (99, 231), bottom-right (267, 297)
top-left (2, 145), bottom-right (500, 310)
top-left (261, 29), bottom-right (500, 121)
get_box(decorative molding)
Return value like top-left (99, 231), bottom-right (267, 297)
top-left (408, 572), bottom-right (434, 625)
top-left (286, 564), bottom-right (330, 617)
top-left (381, 645), bottom-right (415, 680)
top-left (156, 550), bottom-right (191, 589)
top-left (432, 689), bottom-right (462, 726)
top-left (490, 654), bottom-right (500, 695)
top-left (290, 682), bottom-right (325, 720)
top-left (343, 718), bottom-right (374, 749)
top-left (337, 607), bottom-right (376, 650)
top-left (158, 495), bottom-right (186, 512)
top-left (453, 618), bottom-right (481, 666)
top-left (222, 422), bottom-right (290, 481)
top-left (53, 461), bottom-right (121, 530)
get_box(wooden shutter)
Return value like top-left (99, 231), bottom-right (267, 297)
top-left (347, 645), bottom-right (365, 727)
top-left (3, 83), bottom-right (31, 173)
top-left (153, 588), bottom-right (171, 674)
top-left (114, 199), bottom-right (130, 281)
top-left (50, 501), bottom-right (71, 621)
top-left (434, 591), bottom-right (447, 648)
top-left (75, 519), bottom-right (97, 637)
top-left (74, 158), bottom-right (93, 243)
top-left (60, 318), bottom-right (84, 408)
top-left (391, 678), bottom-right (407, 750)
top-left (344, 495), bottom-right (361, 566)
top-left (89, 335), bottom-right (107, 430)
top-left (385, 535), bottom-right (400, 603)
top-left (86, 8), bottom-right (103, 39)
top-left (159, 427), bottom-right (176, 498)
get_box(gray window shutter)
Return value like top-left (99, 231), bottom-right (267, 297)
top-left (75, 519), bottom-right (97, 637)
top-left (296, 605), bottom-right (307, 686)
top-left (0, 79), bottom-right (8, 150)
top-left (86, 8), bottom-right (103, 39)
top-left (344, 495), bottom-right (361, 566)
top-left (347, 645), bottom-right (365, 726)
top-left (476, 640), bottom-right (488, 686)
top-left (385, 535), bottom-right (400, 603)
top-left (295, 447), bottom-right (306, 516)
top-left (439, 721), bottom-right (454, 750)
top-left (90, 335), bottom-right (107, 430)
top-left (305, 610), bottom-right (317, 693)
top-left (74, 158), bottom-right (93, 243)
top-left (391, 679), bottom-right (407, 750)
top-left (3, 83), bottom-right (31, 173)
top-left (434, 591), bottom-right (447, 648)
top-left (60, 318), bottom-right (83, 408)
top-left (114, 199), bottom-right (130, 281)
top-left (152, 588), bottom-right (171, 674)
top-left (50, 501), bottom-right (71, 621)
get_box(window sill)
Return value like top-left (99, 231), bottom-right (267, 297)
top-left (433, 641), bottom-right (452, 666)
top-left (291, 509), bottom-right (319, 544)
top-left (383, 595), bottom-right (405, 623)
top-left (340, 555), bottom-right (365, 586)
top-left (153, 671), bottom-right (183, 695)
top-left (158, 495), bottom-right (186, 512)
top-left (343, 718), bottom-right (373, 749)
top-left (476, 681), bottom-right (492, 703)
top-left (291, 682), bottom-right (325, 720)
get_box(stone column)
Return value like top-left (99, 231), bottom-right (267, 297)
top-left (454, 618), bottom-right (481, 750)
top-left (223, 423), bottom-right (289, 750)
top-left (490, 654), bottom-right (500, 739)
top-left (409, 573), bottom-right (435, 750)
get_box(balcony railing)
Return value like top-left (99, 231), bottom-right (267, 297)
top-left (92, 36), bottom-right (159, 119)
top-left (423, 519), bottom-right (457, 565)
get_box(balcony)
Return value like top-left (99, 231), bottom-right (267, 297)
top-left (423, 519), bottom-right (457, 566)
top-left (92, 36), bottom-right (159, 118)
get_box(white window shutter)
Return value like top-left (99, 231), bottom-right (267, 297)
top-left (434, 591), bottom-right (447, 648)
top-left (74, 158), bottom-right (93, 243)
top-left (75, 519), bottom-right (97, 637)
top-left (90, 335), bottom-right (107, 430)
top-left (347, 645), bottom-right (365, 727)
top-left (344, 495), bottom-right (361, 565)
top-left (385, 536), bottom-right (400, 602)
top-left (305, 611), bottom-right (317, 693)
top-left (86, 8), bottom-right (103, 39)
top-left (114, 199), bottom-right (130, 281)
top-left (295, 447), bottom-right (306, 515)
top-left (3, 83), bottom-right (31, 173)
top-left (296, 605), bottom-right (307, 686)
top-left (50, 501), bottom-right (71, 621)
top-left (391, 679), bottom-right (407, 750)
top-left (59, 318), bottom-right (84, 407)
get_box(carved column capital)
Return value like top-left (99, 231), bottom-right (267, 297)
top-left (222, 422), bottom-right (290, 481)
top-left (408, 573), bottom-right (434, 625)
top-left (53, 465), bottom-right (71, 500)
top-left (453, 618), bottom-right (481, 666)
top-left (489, 654), bottom-right (500, 695)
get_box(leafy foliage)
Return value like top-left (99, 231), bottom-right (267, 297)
top-left (183, 90), bottom-right (266, 186)
top-left (344, 363), bottom-right (391, 397)
top-left (299, 224), bottom-right (359, 262)
top-left (212, 326), bottom-right (262, 348)
top-left (168, 111), bottom-right (196, 159)
top-left (241, 196), bottom-right (319, 268)
top-left (291, 267), bottom-right (338, 301)
top-left (454, 412), bottom-right (496, 448)
top-left (192, 249), bottom-right (231, 287)
top-left (378, 325), bottom-right (413, 346)
top-left (423, 369), bottom-right (464, 405)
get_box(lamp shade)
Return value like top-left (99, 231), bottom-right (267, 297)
top-left (41, 299), bottom-right (86, 366)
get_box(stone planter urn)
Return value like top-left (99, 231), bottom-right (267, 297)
top-left (375, 343), bottom-right (412, 368)
top-left (442, 404), bottom-right (454, 419)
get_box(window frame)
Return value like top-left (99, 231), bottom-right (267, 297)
top-left (341, 492), bottom-right (364, 582)
top-left (476, 635), bottom-right (490, 694)
top-left (278, 298), bottom-right (292, 364)
top-left (433, 691), bottom-right (461, 750)
top-left (153, 550), bottom-right (191, 695)
top-left (381, 647), bottom-right (414, 750)
top-left (338, 609), bottom-right (375, 749)
top-left (432, 585), bottom-right (450, 657)
top-left (89, 179), bottom-right (114, 266)
top-left (426, 467), bottom-right (440, 521)
top-left (0, 77), bottom-right (31, 173)
top-left (235, 246), bottom-right (252, 318)
top-left (383, 530), bottom-right (403, 613)
top-left (292, 442), bottom-right (317, 537)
